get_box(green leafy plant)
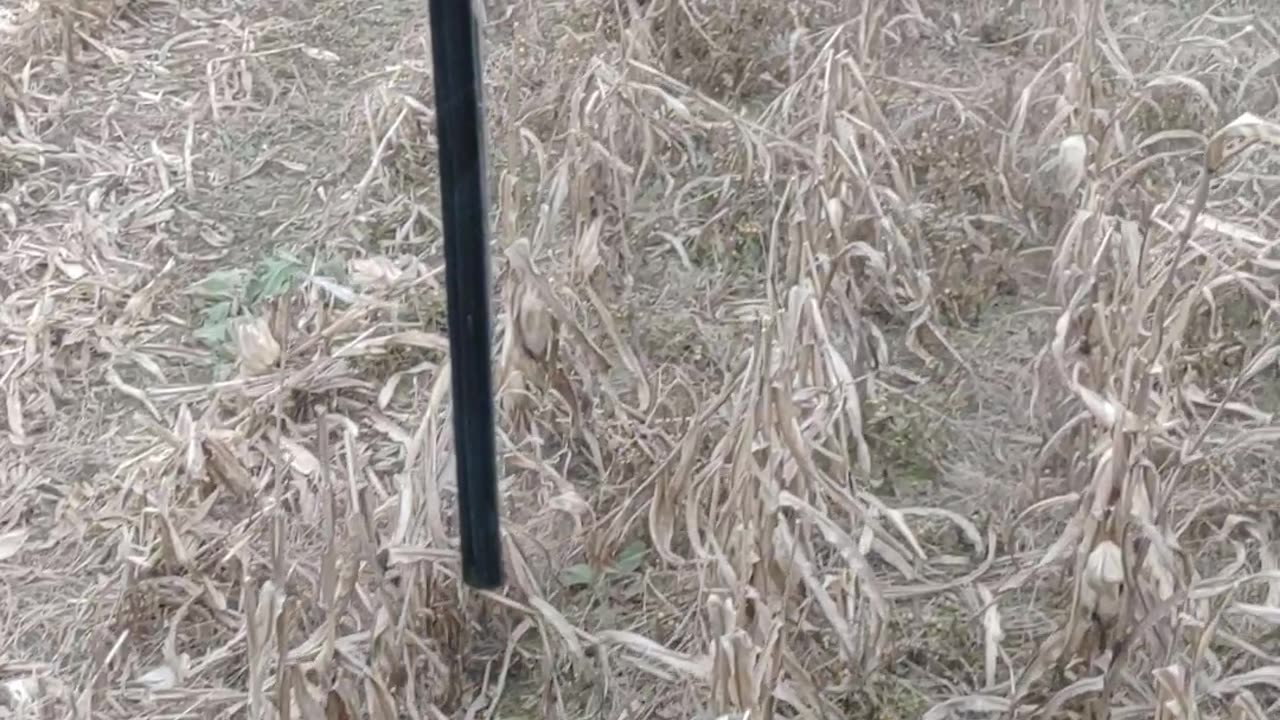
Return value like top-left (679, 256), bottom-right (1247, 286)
top-left (559, 539), bottom-right (649, 590)
top-left (187, 253), bottom-right (304, 347)
top-left (247, 253), bottom-right (304, 303)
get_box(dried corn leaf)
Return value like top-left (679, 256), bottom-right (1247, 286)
top-left (1207, 113), bottom-right (1280, 171)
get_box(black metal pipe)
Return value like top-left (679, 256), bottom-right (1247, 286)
top-left (425, 0), bottom-right (503, 589)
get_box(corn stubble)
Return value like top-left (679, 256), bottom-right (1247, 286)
top-left (2, 0), bottom-right (1280, 719)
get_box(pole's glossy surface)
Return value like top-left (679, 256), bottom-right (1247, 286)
top-left (426, 0), bottom-right (503, 589)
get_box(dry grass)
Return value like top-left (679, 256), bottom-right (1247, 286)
top-left (2, 0), bottom-right (1280, 718)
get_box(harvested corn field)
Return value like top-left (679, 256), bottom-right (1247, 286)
top-left (2, 0), bottom-right (1280, 718)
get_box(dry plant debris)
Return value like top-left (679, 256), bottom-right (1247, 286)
top-left (2, 0), bottom-right (1280, 718)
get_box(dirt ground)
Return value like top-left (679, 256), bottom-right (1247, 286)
top-left (2, 0), bottom-right (1280, 719)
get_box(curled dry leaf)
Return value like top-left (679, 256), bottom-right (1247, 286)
top-left (0, 527), bottom-right (28, 561)
top-left (302, 46), bottom-right (341, 63)
top-left (1083, 540), bottom-right (1125, 621)
top-left (350, 256), bottom-right (405, 289)
top-left (1240, 344), bottom-right (1280, 385)
top-left (978, 584), bottom-right (1003, 689)
top-left (1143, 552), bottom-right (1176, 601)
top-left (204, 432), bottom-right (254, 496)
top-left (546, 489), bottom-right (591, 532)
top-left (573, 215), bottom-right (604, 282)
top-left (1130, 479), bottom-right (1153, 523)
top-left (157, 511), bottom-right (193, 569)
top-left (326, 689), bottom-right (354, 720)
top-left (134, 665), bottom-right (176, 691)
top-left (1085, 540), bottom-right (1125, 591)
top-left (133, 654), bottom-right (189, 690)
top-left (1229, 690), bottom-right (1267, 720)
top-left (1144, 74), bottom-right (1217, 116)
top-left (5, 383), bottom-right (24, 446)
top-left (515, 284), bottom-right (555, 362)
top-left (1074, 379), bottom-right (1143, 431)
top-left (1056, 134), bottom-right (1088, 196)
top-left (1206, 112), bottom-right (1280, 171)
top-left (499, 367), bottom-right (528, 416)
top-left (1, 677), bottom-right (42, 708)
top-left (278, 436), bottom-right (320, 476)
top-left (1152, 664), bottom-right (1192, 718)
top-left (232, 316), bottom-right (281, 376)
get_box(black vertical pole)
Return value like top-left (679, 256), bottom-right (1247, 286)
top-left (425, 0), bottom-right (503, 589)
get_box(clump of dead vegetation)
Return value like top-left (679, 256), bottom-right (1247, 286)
top-left (2, 0), bottom-right (1280, 719)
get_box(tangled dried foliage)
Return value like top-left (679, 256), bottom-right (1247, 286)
top-left (3, 0), bottom-right (1280, 718)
